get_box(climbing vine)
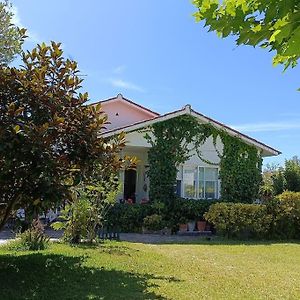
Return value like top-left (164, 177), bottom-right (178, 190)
top-left (145, 115), bottom-right (212, 205)
top-left (145, 115), bottom-right (262, 205)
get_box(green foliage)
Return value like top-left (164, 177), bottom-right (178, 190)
top-left (263, 157), bottom-right (300, 196)
top-left (52, 198), bottom-right (93, 244)
top-left (270, 191), bottom-right (300, 239)
top-left (0, 42), bottom-right (126, 229)
top-left (143, 214), bottom-right (164, 231)
top-left (105, 203), bottom-right (154, 233)
top-left (193, 0), bottom-right (300, 72)
top-left (105, 198), bottom-right (217, 232)
top-left (205, 203), bottom-right (271, 239)
top-left (146, 114), bottom-right (262, 205)
top-left (52, 176), bottom-right (120, 243)
top-left (220, 134), bottom-right (262, 202)
top-left (146, 115), bottom-right (213, 204)
top-left (13, 219), bottom-right (50, 250)
top-left (206, 193), bottom-right (300, 239)
top-left (284, 157), bottom-right (300, 192)
top-left (0, 1), bottom-right (26, 65)
top-left (272, 170), bottom-right (286, 195)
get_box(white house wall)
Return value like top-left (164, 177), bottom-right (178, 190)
top-left (118, 147), bottom-right (149, 203)
top-left (117, 132), bottom-right (224, 202)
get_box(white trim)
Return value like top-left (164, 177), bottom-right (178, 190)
top-left (102, 105), bottom-right (280, 157)
top-left (181, 165), bottom-right (220, 200)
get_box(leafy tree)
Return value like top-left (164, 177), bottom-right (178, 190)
top-left (0, 1), bottom-right (26, 65)
top-left (193, 0), bottom-right (300, 71)
top-left (284, 156), bottom-right (300, 192)
top-left (272, 169), bottom-right (286, 195)
top-left (262, 157), bottom-right (300, 196)
top-left (0, 42), bottom-right (126, 230)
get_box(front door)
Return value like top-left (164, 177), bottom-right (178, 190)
top-left (124, 169), bottom-right (137, 203)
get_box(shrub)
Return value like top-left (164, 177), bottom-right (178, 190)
top-left (13, 219), bottom-right (50, 251)
top-left (165, 197), bottom-right (219, 231)
top-left (105, 203), bottom-right (154, 233)
top-left (105, 198), bottom-right (218, 233)
top-left (143, 214), bottom-right (164, 231)
top-left (269, 191), bottom-right (300, 239)
top-left (52, 178), bottom-right (120, 244)
top-left (205, 203), bottom-right (272, 239)
top-left (52, 198), bottom-right (93, 244)
top-left (205, 194), bottom-right (300, 240)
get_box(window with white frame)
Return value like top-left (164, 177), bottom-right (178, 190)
top-left (182, 166), bottom-right (219, 199)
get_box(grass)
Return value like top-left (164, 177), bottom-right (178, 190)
top-left (0, 239), bottom-right (300, 299)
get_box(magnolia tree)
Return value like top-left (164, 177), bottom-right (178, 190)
top-left (0, 42), bottom-right (126, 230)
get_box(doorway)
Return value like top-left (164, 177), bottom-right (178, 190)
top-left (124, 169), bottom-right (137, 202)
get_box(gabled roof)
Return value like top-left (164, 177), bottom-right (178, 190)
top-left (92, 94), bottom-right (160, 117)
top-left (102, 103), bottom-right (281, 157)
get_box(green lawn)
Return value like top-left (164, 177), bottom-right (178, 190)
top-left (0, 239), bottom-right (300, 299)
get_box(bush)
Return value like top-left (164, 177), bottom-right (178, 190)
top-left (105, 198), bottom-right (218, 233)
top-left (269, 191), bottom-right (300, 239)
top-left (13, 219), bottom-right (50, 250)
top-left (143, 214), bottom-right (164, 231)
top-left (52, 198), bottom-right (93, 243)
top-left (165, 197), bottom-right (219, 231)
top-left (105, 203), bottom-right (154, 233)
top-left (205, 193), bottom-right (300, 240)
top-left (205, 203), bottom-right (271, 239)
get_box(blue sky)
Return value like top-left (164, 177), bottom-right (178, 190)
top-left (11, 0), bottom-right (300, 166)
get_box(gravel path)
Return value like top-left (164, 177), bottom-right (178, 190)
top-left (0, 229), bottom-right (210, 245)
top-left (119, 233), bottom-right (211, 244)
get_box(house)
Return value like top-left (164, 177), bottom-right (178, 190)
top-left (99, 94), bottom-right (280, 203)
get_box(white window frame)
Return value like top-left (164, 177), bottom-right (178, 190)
top-left (181, 165), bottom-right (220, 199)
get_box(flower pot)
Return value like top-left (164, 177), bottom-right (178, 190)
top-left (197, 221), bottom-right (206, 232)
top-left (188, 221), bottom-right (196, 231)
top-left (179, 223), bottom-right (188, 232)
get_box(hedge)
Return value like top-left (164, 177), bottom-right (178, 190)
top-left (205, 191), bottom-right (300, 239)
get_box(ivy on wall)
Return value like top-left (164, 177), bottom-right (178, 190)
top-left (145, 115), bottom-right (262, 204)
top-left (145, 115), bottom-right (212, 205)
top-left (219, 134), bottom-right (262, 203)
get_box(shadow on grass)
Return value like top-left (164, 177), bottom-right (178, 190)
top-left (119, 233), bottom-right (300, 246)
top-left (165, 237), bottom-right (300, 246)
top-left (0, 252), bottom-right (171, 300)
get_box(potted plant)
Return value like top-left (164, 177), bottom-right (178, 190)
top-left (178, 217), bottom-right (188, 232)
top-left (186, 200), bottom-right (196, 231)
top-left (197, 219), bottom-right (206, 232)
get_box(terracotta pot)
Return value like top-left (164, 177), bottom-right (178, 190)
top-left (179, 224), bottom-right (188, 232)
top-left (197, 221), bottom-right (206, 232)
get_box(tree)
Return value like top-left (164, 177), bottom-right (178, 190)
top-left (193, 0), bottom-right (300, 71)
top-left (261, 157), bottom-right (300, 196)
top-left (0, 1), bottom-right (26, 65)
top-left (0, 42), bottom-right (126, 230)
top-left (284, 156), bottom-right (300, 192)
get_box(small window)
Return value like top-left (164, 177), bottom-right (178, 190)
top-left (181, 166), bottom-right (219, 199)
top-left (183, 167), bottom-right (197, 198)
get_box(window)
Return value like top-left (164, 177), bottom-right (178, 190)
top-left (181, 166), bottom-right (219, 199)
top-left (183, 167), bottom-right (197, 198)
top-left (199, 167), bottom-right (219, 199)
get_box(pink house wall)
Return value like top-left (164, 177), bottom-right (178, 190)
top-left (100, 95), bottom-right (158, 131)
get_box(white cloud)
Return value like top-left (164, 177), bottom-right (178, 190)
top-left (108, 78), bottom-right (145, 92)
top-left (112, 65), bottom-right (126, 75)
top-left (230, 120), bottom-right (300, 132)
top-left (10, 4), bottom-right (41, 44)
